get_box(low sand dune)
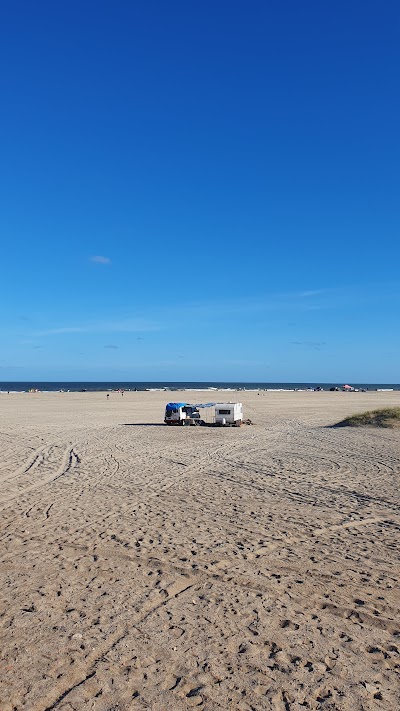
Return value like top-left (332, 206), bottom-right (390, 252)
top-left (0, 390), bottom-right (399, 710)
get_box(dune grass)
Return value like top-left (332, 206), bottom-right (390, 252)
top-left (336, 407), bottom-right (400, 429)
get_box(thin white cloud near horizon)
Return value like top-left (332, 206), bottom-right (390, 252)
top-left (34, 319), bottom-right (162, 337)
top-left (9, 281), bottom-right (398, 343)
top-left (27, 292), bottom-right (320, 339)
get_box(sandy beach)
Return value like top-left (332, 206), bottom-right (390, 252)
top-left (0, 389), bottom-right (399, 710)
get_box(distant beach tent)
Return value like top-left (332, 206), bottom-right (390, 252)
top-left (342, 384), bottom-right (353, 390)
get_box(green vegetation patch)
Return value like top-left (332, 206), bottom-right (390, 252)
top-left (336, 407), bottom-right (400, 429)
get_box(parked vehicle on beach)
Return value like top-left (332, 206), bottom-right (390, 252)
top-left (164, 402), bottom-right (243, 427)
top-left (164, 403), bottom-right (202, 425)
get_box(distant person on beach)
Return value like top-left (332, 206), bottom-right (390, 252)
top-left (107, 393), bottom-right (109, 399)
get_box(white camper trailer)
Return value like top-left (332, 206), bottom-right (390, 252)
top-left (214, 402), bottom-right (243, 427)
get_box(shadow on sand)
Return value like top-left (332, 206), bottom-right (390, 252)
top-left (325, 422), bottom-right (352, 429)
top-left (121, 423), bottom-right (166, 427)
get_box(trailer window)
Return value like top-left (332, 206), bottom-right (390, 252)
top-left (217, 409), bottom-right (231, 415)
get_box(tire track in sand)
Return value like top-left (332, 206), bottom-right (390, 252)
top-left (0, 445), bottom-right (80, 511)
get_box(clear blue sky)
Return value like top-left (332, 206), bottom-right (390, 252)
top-left (1, 1), bottom-right (399, 382)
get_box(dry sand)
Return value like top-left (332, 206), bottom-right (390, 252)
top-left (0, 390), bottom-right (399, 711)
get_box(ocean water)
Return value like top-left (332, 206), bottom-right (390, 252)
top-left (0, 381), bottom-right (399, 392)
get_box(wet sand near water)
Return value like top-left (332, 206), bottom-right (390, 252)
top-left (0, 390), bottom-right (399, 710)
